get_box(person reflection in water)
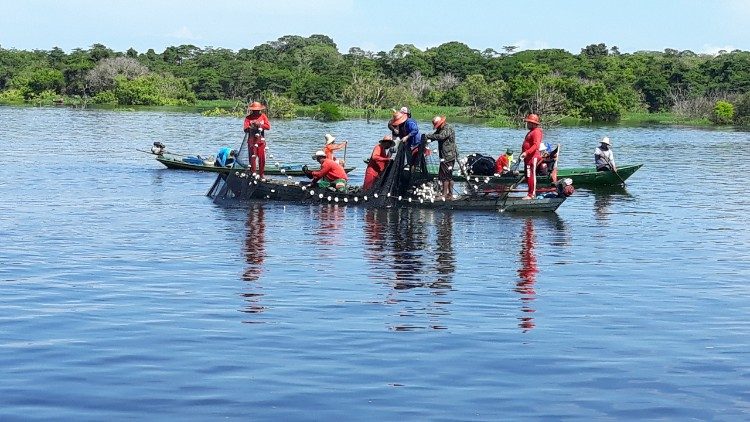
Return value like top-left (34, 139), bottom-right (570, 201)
top-left (516, 218), bottom-right (538, 332)
top-left (242, 206), bottom-right (267, 315)
top-left (434, 212), bottom-right (455, 288)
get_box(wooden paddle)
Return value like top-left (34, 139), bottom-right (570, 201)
top-left (603, 153), bottom-right (626, 185)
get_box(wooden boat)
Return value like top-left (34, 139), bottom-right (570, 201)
top-left (427, 163), bottom-right (642, 187)
top-left (210, 170), bottom-right (566, 213)
top-left (151, 152), bottom-right (355, 175)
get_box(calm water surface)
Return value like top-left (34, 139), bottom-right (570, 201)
top-left (1, 106), bottom-right (749, 420)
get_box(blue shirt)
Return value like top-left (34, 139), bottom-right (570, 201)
top-left (399, 118), bottom-right (421, 149)
top-left (216, 147), bottom-right (233, 167)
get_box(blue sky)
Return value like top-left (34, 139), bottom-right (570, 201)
top-left (1, 0), bottom-right (748, 55)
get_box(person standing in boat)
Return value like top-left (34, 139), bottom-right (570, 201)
top-left (387, 106), bottom-right (410, 137)
top-left (214, 147), bottom-right (237, 167)
top-left (323, 133), bottom-right (348, 163)
top-left (495, 149), bottom-right (517, 176)
top-left (363, 135), bottom-right (396, 191)
top-left (390, 109), bottom-right (422, 170)
top-left (243, 101), bottom-right (271, 178)
top-left (305, 150), bottom-right (349, 192)
top-left (424, 116), bottom-right (457, 199)
top-left (594, 137), bottom-right (617, 172)
top-left (519, 113), bottom-right (543, 200)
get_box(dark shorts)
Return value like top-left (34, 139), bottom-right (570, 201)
top-left (439, 160), bottom-right (455, 181)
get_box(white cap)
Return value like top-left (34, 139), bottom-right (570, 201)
top-left (324, 134), bottom-right (336, 144)
top-left (399, 106), bottom-right (409, 114)
top-left (600, 136), bottom-right (611, 145)
top-left (312, 150), bottom-right (326, 159)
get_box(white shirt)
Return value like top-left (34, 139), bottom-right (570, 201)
top-left (594, 146), bottom-right (615, 168)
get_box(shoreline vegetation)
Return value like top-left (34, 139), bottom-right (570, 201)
top-left (0, 100), bottom-right (715, 128)
top-left (1, 35), bottom-right (747, 128)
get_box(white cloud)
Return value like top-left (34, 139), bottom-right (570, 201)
top-left (169, 26), bottom-right (200, 40)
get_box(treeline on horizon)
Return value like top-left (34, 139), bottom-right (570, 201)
top-left (2, 34), bottom-right (750, 125)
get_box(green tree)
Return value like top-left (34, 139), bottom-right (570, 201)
top-left (711, 100), bottom-right (734, 124)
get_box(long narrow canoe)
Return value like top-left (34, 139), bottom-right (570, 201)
top-left (426, 163), bottom-right (642, 187)
top-left (155, 153), bottom-right (355, 176)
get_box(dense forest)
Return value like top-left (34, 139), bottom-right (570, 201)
top-left (2, 34), bottom-right (750, 125)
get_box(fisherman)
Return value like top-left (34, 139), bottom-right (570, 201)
top-left (424, 115), bottom-right (457, 199)
top-left (519, 113), bottom-right (543, 200)
top-left (243, 101), bottom-right (272, 178)
top-left (214, 147), bottom-right (237, 167)
top-left (594, 137), bottom-right (617, 172)
top-left (363, 135), bottom-right (396, 191)
top-left (305, 150), bottom-right (349, 192)
top-left (323, 133), bottom-right (348, 163)
top-left (390, 109), bottom-right (422, 169)
top-left (495, 148), bottom-right (517, 176)
top-left (388, 106), bottom-right (410, 137)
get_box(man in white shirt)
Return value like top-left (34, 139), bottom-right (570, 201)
top-left (594, 137), bottom-right (617, 172)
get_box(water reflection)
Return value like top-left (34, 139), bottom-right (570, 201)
top-left (241, 205), bottom-right (267, 317)
top-left (315, 204), bottom-right (345, 250)
top-left (363, 208), bottom-right (454, 330)
top-left (516, 218), bottom-right (538, 332)
top-left (590, 186), bottom-right (631, 224)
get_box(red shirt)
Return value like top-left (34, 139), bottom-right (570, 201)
top-left (324, 143), bottom-right (346, 160)
top-left (367, 144), bottom-right (391, 173)
top-left (495, 154), bottom-right (510, 173)
top-left (521, 127), bottom-right (543, 163)
top-left (312, 158), bottom-right (349, 181)
top-left (243, 113), bottom-right (271, 132)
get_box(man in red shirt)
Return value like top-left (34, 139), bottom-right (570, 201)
top-left (495, 148), bottom-right (516, 175)
top-left (307, 150), bottom-right (349, 192)
top-left (363, 135), bottom-right (395, 191)
top-left (243, 101), bottom-right (272, 178)
top-left (519, 114), bottom-right (543, 199)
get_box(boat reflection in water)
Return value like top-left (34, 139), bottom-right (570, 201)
top-left (363, 208), bottom-right (454, 331)
top-left (241, 205), bottom-right (267, 318)
top-left (590, 185), bottom-right (631, 225)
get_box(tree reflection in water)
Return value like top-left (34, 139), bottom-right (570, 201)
top-left (363, 208), bottom-right (454, 331)
top-left (241, 205), bottom-right (267, 318)
top-left (516, 218), bottom-right (538, 332)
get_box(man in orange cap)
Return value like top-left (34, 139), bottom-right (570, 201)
top-left (519, 113), bottom-right (543, 199)
top-left (389, 110), bottom-right (422, 170)
top-left (243, 101), bottom-right (272, 177)
top-left (424, 115), bottom-right (457, 199)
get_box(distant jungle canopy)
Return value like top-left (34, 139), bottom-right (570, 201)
top-left (3, 35), bottom-right (750, 124)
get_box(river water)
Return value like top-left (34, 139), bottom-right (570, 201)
top-left (1, 106), bottom-right (749, 420)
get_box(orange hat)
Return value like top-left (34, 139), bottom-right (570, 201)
top-left (432, 115), bottom-right (446, 129)
top-left (247, 101), bottom-right (266, 112)
top-left (523, 113), bottom-right (540, 125)
top-left (391, 111), bottom-right (407, 126)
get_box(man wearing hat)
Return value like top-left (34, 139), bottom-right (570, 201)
top-left (243, 101), bottom-right (272, 177)
top-left (363, 135), bottom-right (396, 191)
top-left (519, 113), bottom-right (543, 200)
top-left (323, 133), bottom-right (348, 162)
top-left (594, 137), bottom-right (617, 172)
top-left (495, 148), bottom-right (517, 176)
top-left (305, 150), bottom-right (349, 192)
top-left (389, 110), bottom-right (422, 170)
top-left (424, 115), bottom-right (457, 199)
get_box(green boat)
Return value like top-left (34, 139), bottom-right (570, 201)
top-left (153, 152), bottom-right (355, 176)
top-left (426, 163), bottom-right (642, 187)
